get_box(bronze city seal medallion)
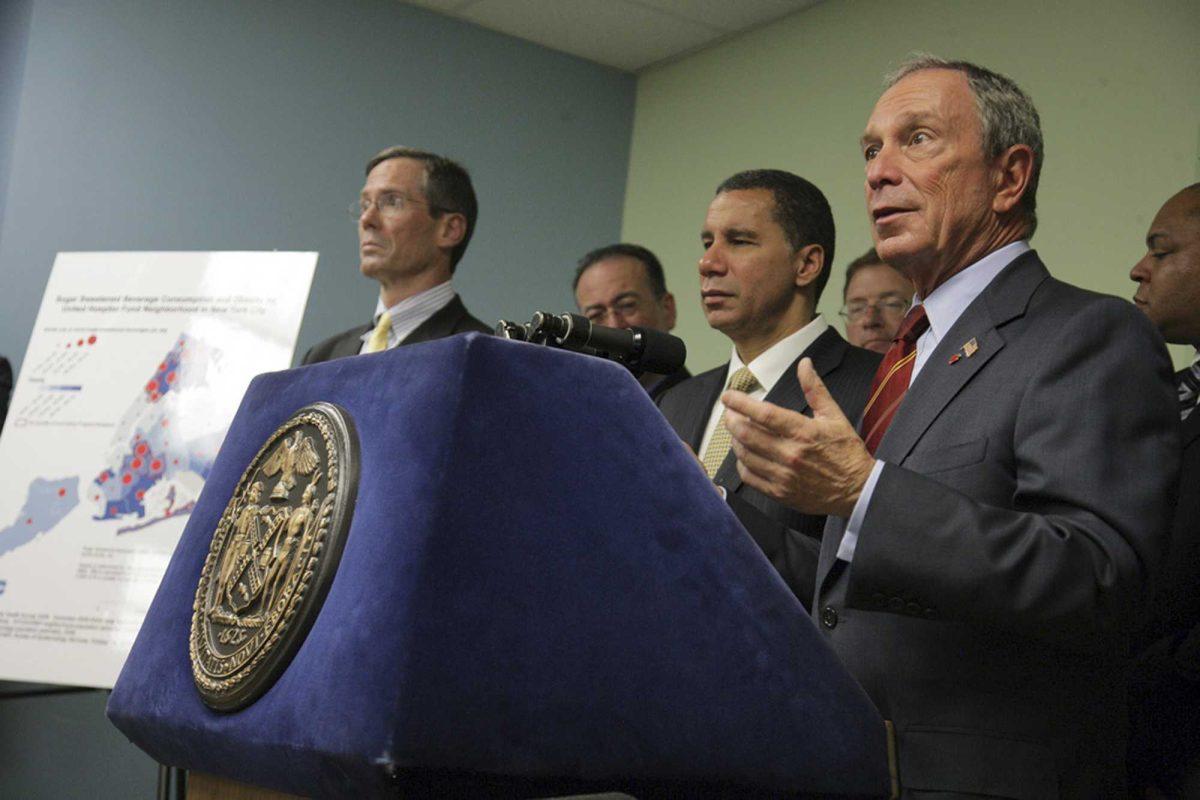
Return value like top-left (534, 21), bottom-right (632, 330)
top-left (190, 401), bottom-right (359, 711)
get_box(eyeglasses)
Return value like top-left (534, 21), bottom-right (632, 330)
top-left (583, 298), bottom-right (644, 323)
top-left (349, 192), bottom-right (446, 220)
top-left (839, 298), bottom-right (910, 321)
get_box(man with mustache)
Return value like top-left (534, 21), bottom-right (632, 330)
top-left (721, 58), bottom-right (1178, 795)
top-left (302, 146), bottom-right (490, 364)
top-left (573, 243), bottom-right (689, 399)
top-left (656, 169), bottom-right (880, 609)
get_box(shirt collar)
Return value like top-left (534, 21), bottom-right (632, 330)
top-left (728, 315), bottom-right (829, 391)
top-left (917, 240), bottom-right (1030, 342)
top-left (373, 281), bottom-right (456, 324)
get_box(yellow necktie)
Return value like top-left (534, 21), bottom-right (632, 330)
top-left (701, 366), bottom-right (759, 478)
top-left (363, 311), bottom-right (392, 354)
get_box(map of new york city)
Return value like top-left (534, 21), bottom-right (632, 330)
top-left (0, 333), bottom-right (222, 557)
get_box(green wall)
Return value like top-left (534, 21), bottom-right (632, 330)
top-left (622, 0), bottom-right (1200, 372)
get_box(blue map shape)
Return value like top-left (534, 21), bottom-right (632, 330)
top-left (0, 477), bottom-right (80, 557)
top-left (92, 334), bottom-right (216, 522)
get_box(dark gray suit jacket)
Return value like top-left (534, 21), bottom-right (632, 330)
top-left (1128, 406), bottom-right (1200, 792)
top-left (301, 295), bottom-right (490, 365)
top-left (657, 326), bottom-right (881, 610)
top-left (815, 252), bottom-right (1179, 798)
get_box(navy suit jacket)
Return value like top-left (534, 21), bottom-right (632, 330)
top-left (657, 326), bottom-right (880, 610)
top-left (815, 252), bottom-right (1179, 798)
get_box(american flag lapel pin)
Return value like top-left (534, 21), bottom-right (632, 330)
top-left (963, 338), bottom-right (979, 358)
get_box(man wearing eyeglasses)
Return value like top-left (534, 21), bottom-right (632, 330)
top-left (839, 248), bottom-right (914, 353)
top-left (572, 243), bottom-right (689, 399)
top-left (301, 146), bottom-right (491, 364)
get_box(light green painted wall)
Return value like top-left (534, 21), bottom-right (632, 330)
top-left (622, 0), bottom-right (1200, 372)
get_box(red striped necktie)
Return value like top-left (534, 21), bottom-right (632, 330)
top-left (860, 305), bottom-right (930, 455)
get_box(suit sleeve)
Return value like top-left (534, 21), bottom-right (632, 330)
top-left (845, 299), bottom-right (1180, 651)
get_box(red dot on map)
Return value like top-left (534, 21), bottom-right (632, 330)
top-left (136, 491), bottom-right (145, 500)
top-left (173, 459), bottom-right (179, 465)
top-left (57, 488), bottom-right (66, 497)
top-left (136, 443), bottom-right (148, 455)
top-left (88, 335), bottom-right (97, 344)
top-left (122, 474), bottom-right (132, 485)
top-left (131, 458), bottom-right (142, 469)
top-left (162, 420), bottom-right (169, 427)
top-left (66, 343), bottom-right (71, 348)
top-left (77, 339), bottom-right (84, 346)
top-left (150, 391), bottom-right (159, 401)
top-left (146, 381), bottom-right (156, 392)
top-left (151, 460), bottom-right (162, 471)
top-left (159, 362), bottom-right (166, 371)
top-left (166, 371), bottom-right (176, 383)
top-left (98, 473), bottom-right (108, 483)
top-left (26, 518), bottom-right (32, 525)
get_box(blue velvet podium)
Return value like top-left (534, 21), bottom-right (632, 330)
top-left (107, 333), bottom-right (890, 799)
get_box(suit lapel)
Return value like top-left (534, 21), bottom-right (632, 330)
top-left (874, 252), bottom-right (1047, 465)
top-left (817, 252), bottom-right (1050, 593)
top-left (682, 367), bottom-right (728, 452)
top-left (333, 324), bottom-right (372, 360)
top-left (715, 327), bottom-right (847, 490)
top-left (1182, 410), bottom-right (1200, 449)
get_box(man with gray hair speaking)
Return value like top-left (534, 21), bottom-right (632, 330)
top-left (720, 57), bottom-right (1178, 796)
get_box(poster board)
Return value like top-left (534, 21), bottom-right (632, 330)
top-left (0, 252), bottom-right (315, 687)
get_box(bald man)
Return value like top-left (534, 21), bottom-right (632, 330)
top-left (1128, 182), bottom-right (1200, 797)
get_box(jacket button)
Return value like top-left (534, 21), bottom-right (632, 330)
top-left (821, 606), bottom-right (839, 629)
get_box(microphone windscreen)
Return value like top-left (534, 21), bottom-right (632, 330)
top-left (635, 328), bottom-right (687, 374)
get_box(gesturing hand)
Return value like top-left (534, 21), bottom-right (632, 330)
top-left (721, 357), bottom-right (875, 518)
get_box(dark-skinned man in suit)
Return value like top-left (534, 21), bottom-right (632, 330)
top-left (1128, 182), bottom-right (1200, 798)
top-left (657, 169), bottom-right (881, 611)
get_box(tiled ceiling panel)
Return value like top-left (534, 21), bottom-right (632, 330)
top-left (403, 0), bottom-right (820, 72)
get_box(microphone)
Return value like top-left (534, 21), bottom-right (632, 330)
top-left (494, 312), bottom-right (686, 376)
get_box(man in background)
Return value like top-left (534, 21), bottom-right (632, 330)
top-left (302, 146), bottom-right (490, 364)
top-left (720, 57), bottom-right (1177, 794)
top-left (573, 243), bottom-right (688, 399)
top-left (839, 248), bottom-right (913, 353)
top-left (1128, 182), bottom-right (1200, 797)
top-left (657, 169), bottom-right (880, 608)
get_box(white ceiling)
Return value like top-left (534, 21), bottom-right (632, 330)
top-left (403, 0), bottom-right (821, 72)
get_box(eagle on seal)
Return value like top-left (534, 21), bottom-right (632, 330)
top-left (262, 431), bottom-right (319, 501)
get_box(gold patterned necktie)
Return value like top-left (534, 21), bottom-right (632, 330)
top-left (362, 311), bottom-right (392, 354)
top-left (701, 366), bottom-right (759, 478)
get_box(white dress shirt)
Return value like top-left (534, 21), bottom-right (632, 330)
top-left (359, 281), bottom-right (457, 353)
top-left (698, 315), bottom-right (830, 459)
top-left (837, 241), bottom-right (1031, 562)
